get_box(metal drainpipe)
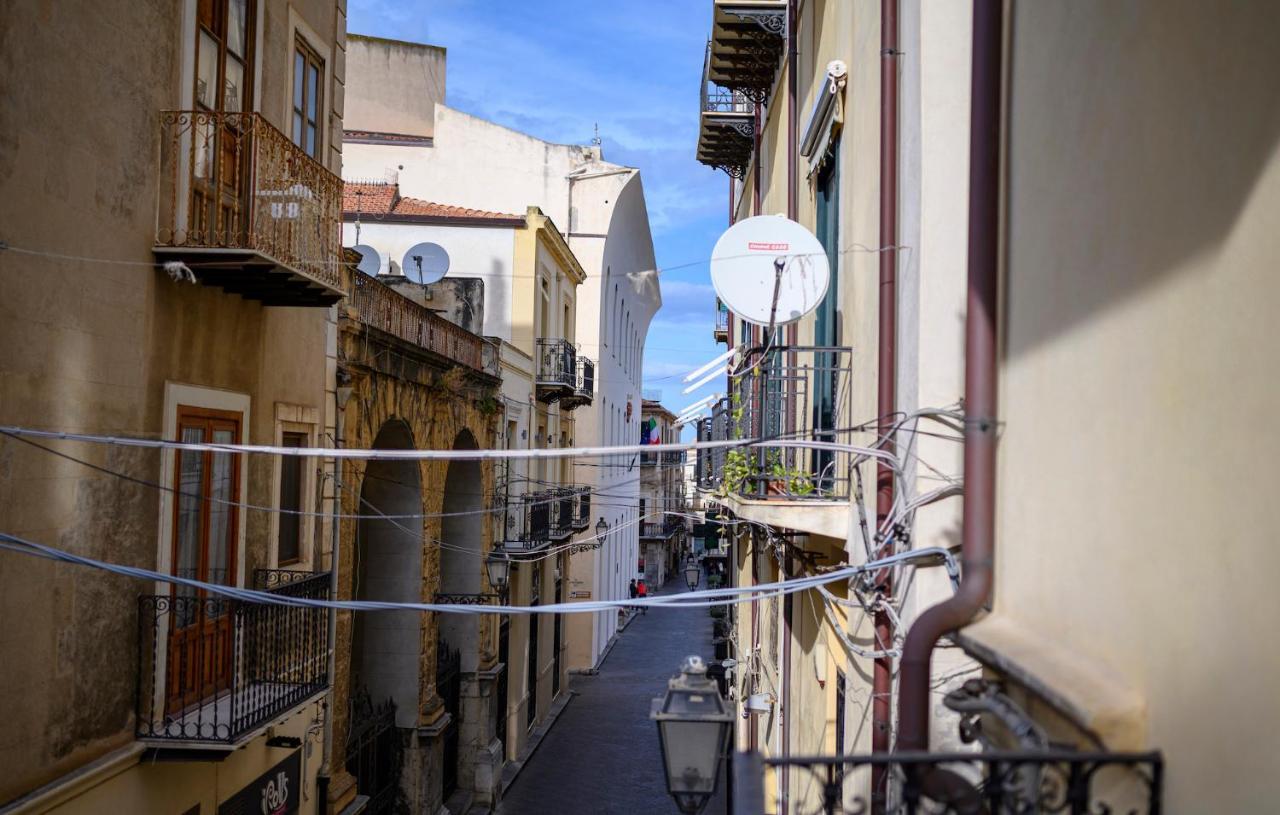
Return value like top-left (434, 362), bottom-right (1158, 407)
top-left (872, 0), bottom-right (900, 808)
top-left (319, 381), bottom-right (345, 806)
top-left (780, 2), bottom-right (799, 811)
top-left (897, 0), bottom-right (1002, 753)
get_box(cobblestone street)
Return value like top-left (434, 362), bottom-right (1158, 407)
top-left (499, 578), bottom-right (728, 814)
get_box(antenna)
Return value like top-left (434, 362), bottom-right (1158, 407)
top-left (591, 123), bottom-right (602, 147)
top-left (352, 244), bottom-right (382, 277)
top-left (708, 215), bottom-right (830, 330)
top-left (401, 242), bottom-right (450, 284)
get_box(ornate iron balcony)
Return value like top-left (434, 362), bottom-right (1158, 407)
top-left (154, 110), bottom-right (344, 306)
top-left (726, 346), bottom-right (855, 501)
top-left (135, 570), bottom-right (330, 746)
top-left (535, 338), bottom-right (577, 403)
top-left (347, 271), bottom-right (497, 375)
top-left (561, 355), bottom-right (595, 410)
top-left (549, 487), bottom-right (578, 540)
top-left (500, 491), bottom-right (553, 554)
top-left (697, 41), bottom-right (756, 179)
top-left (734, 749), bottom-right (1163, 814)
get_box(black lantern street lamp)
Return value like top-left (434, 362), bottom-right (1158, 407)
top-left (595, 516), bottom-right (609, 542)
top-left (485, 549), bottom-right (511, 600)
top-left (651, 656), bottom-right (734, 814)
top-left (684, 560), bottom-right (701, 591)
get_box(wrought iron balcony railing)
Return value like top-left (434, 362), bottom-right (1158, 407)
top-left (734, 749), bottom-right (1163, 815)
top-left (549, 487), bottom-right (578, 540)
top-left (575, 487), bottom-right (591, 531)
top-left (535, 338), bottom-right (577, 403)
top-left (154, 110), bottom-right (344, 306)
top-left (561, 355), bottom-right (595, 410)
top-left (697, 41), bottom-right (756, 179)
top-left (500, 490), bottom-right (553, 553)
top-left (348, 271), bottom-right (497, 375)
top-left (136, 570), bottom-right (330, 745)
top-left (724, 346), bottom-right (855, 501)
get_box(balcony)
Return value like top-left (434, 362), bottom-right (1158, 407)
top-left (739, 749), bottom-right (1163, 814)
top-left (500, 491), bottom-right (552, 555)
top-left (574, 486), bottom-right (591, 531)
top-left (135, 570), bottom-right (330, 748)
top-left (697, 42), bottom-right (756, 179)
top-left (706, 1), bottom-right (787, 103)
top-left (639, 521), bottom-right (671, 540)
top-left (348, 271), bottom-right (498, 375)
top-left (560, 355), bottom-right (595, 410)
top-left (549, 487), bottom-right (578, 540)
top-left (154, 111), bottom-right (344, 306)
top-left (714, 303), bottom-right (730, 343)
top-left (700, 348), bottom-right (855, 538)
top-left (535, 338), bottom-right (577, 403)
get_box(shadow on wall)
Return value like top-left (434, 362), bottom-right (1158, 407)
top-left (1003, 0), bottom-right (1280, 359)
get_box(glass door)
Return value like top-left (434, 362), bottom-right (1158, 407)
top-left (167, 407), bottom-right (241, 713)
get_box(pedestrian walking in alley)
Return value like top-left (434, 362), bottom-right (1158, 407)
top-left (637, 577), bottom-right (648, 614)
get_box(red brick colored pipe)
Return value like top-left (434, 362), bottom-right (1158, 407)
top-left (871, 0), bottom-right (900, 808)
top-left (896, 0), bottom-right (1002, 752)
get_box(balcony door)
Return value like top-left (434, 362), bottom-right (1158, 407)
top-left (168, 406), bottom-right (242, 713)
top-left (191, 0), bottom-right (256, 245)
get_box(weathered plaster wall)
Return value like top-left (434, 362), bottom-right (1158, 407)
top-left (330, 324), bottom-right (500, 812)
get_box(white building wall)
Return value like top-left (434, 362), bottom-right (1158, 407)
top-left (343, 103), bottom-right (661, 671)
top-left (342, 221), bottom-right (517, 340)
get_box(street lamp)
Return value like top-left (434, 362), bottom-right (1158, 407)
top-left (651, 655), bottom-right (734, 814)
top-left (595, 516), bottom-right (609, 542)
top-left (485, 549), bottom-right (511, 600)
top-left (684, 560), bottom-right (701, 591)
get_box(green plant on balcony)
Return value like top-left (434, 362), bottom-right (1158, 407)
top-left (765, 450), bottom-right (815, 497)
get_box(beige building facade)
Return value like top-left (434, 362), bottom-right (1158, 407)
top-left (639, 400), bottom-right (688, 588)
top-left (0, 0), bottom-right (350, 813)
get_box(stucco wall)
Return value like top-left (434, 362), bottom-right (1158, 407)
top-left (968, 3), bottom-right (1280, 811)
top-left (0, 0), bottom-right (343, 805)
top-left (345, 34), bottom-right (445, 138)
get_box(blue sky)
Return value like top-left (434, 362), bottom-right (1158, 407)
top-left (348, 1), bottom-right (727, 432)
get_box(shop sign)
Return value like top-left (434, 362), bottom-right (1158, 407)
top-left (219, 750), bottom-right (301, 815)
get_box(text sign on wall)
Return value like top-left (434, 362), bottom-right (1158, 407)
top-left (219, 750), bottom-right (301, 815)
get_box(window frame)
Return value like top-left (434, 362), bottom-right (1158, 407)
top-left (292, 36), bottom-right (324, 159)
top-left (270, 405), bottom-right (319, 571)
top-left (276, 431), bottom-right (307, 566)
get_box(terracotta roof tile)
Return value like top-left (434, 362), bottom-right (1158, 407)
top-left (342, 181), bottom-right (521, 222)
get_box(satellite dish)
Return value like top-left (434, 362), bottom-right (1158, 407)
top-left (709, 215), bottom-right (830, 327)
top-left (401, 242), bottom-right (450, 284)
top-left (353, 244), bottom-right (382, 277)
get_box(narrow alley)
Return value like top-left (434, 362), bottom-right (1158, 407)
top-left (500, 578), bottom-right (728, 814)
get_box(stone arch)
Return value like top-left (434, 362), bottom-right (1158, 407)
top-left (438, 428), bottom-right (483, 671)
top-left (351, 418), bottom-right (423, 729)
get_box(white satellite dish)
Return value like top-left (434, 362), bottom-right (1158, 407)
top-left (353, 244), bottom-right (382, 277)
top-left (709, 215), bottom-right (830, 328)
top-left (401, 242), bottom-right (450, 284)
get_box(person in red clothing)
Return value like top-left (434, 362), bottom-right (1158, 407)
top-left (636, 577), bottom-right (648, 614)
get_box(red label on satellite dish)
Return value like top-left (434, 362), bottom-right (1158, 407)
top-left (748, 241), bottom-right (790, 251)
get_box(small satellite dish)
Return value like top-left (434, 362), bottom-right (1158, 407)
top-left (401, 242), bottom-right (450, 284)
top-left (709, 215), bottom-right (830, 327)
top-left (353, 244), bottom-right (382, 277)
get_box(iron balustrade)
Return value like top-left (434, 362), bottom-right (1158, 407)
top-left (501, 491), bottom-right (553, 552)
top-left (575, 487), bottom-right (592, 530)
top-left (349, 272), bottom-right (496, 374)
top-left (734, 749), bottom-right (1164, 815)
top-left (155, 110), bottom-right (343, 291)
top-left (549, 487), bottom-right (578, 539)
top-left (563, 356), bottom-right (595, 408)
top-left (535, 338), bottom-right (577, 401)
top-left (726, 346), bottom-right (855, 501)
top-left (136, 569), bottom-right (330, 744)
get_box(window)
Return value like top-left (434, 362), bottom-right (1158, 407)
top-left (293, 39), bottom-right (324, 159)
top-left (195, 0), bottom-right (254, 113)
top-left (173, 406), bottom-right (242, 590)
top-left (277, 432), bottom-right (306, 564)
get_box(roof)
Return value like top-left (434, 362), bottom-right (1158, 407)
top-left (342, 182), bottom-right (523, 224)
